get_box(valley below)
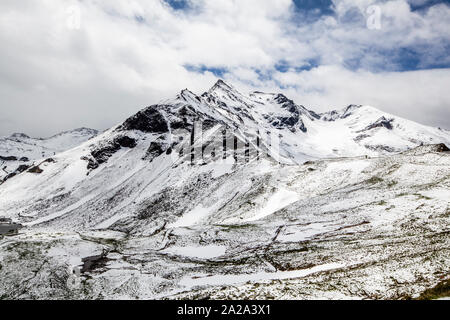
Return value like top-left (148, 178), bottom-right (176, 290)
top-left (1, 146), bottom-right (449, 300)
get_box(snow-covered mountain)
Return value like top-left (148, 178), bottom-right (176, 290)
top-left (1, 80), bottom-right (448, 226)
top-left (0, 80), bottom-right (449, 300)
top-left (202, 80), bottom-right (450, 161)
top-left (0, 128), bottom-right (98, 181)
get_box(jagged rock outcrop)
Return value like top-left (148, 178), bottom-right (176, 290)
top-left (118, 106), bottom-right (169, 133)
top-left (1, 164), bottom-right (31, 184)
top-left (86, 136), bottom-right (137, 170)
top-left (362, 116), bottom-right (394, 131)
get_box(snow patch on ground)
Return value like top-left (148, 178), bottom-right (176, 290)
top-left (162, 245), bottom-right (227, 259)
top-left (180, 263), bottom-right (345, 288)
top-left (278, 222), bottom-right (337, 242)
top-left (245, 188), bottom-right (299, 222)
top-left (168, 205), bottom-right (212, 228)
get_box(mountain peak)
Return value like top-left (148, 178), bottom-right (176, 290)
top-left (177, 88), bottom-right (200, 102)
top-left (209, 79), bottom-right (234, 92)
top-left (52, 127), bottom-right (99, 137)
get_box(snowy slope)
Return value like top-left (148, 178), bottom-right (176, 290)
top-left (0, 128), bottom-right (98, 181)
top-left (318, 105), bottom-right (450, 155)
top-left (0, 80), bottom-right (449, 228)
top-left (0, 143), bottom-right (449, 299)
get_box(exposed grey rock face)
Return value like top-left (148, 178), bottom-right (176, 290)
top-left (118, 107), bottom-right (169, 134)
top-left (1, 164), bottom-right (31, 183)
top-left (87, 135), bottom-right (137, 170)
top-left (0, 155), bottom-right (19, 161)
top-left (362, 116), bottom-right (394, 131)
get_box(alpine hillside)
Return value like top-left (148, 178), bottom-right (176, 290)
top-left (0, 80), bottom-right (449, 300)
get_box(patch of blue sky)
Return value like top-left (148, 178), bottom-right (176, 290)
top-left (274, 61), bottom-right (291, 73)
top-left (344, 45), bottom-right (450, 72)
top-left (275, 59), bottom-right (319, 73)
top-left (294, 60), bottom-right (320, 72)
top-left (292, 0), bottom-right (335, 15)
top-left (407, 0), bottom-right (450, 11)
top-left (184, 65), bottom-right (228, 77)
top-left (291, 0), bottom-right (335, 24)
top-left (337, 6), bottom-right (366, 24)
top-left (164, 0), bottom-right (191, 11)
top-left (254, 69), bottom-right (274, 82)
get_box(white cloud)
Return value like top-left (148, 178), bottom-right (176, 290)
top-left (0, 0), bottom-right (449, 136)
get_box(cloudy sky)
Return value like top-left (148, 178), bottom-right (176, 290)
top-left (0, 0), bottom-right (449, 137)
